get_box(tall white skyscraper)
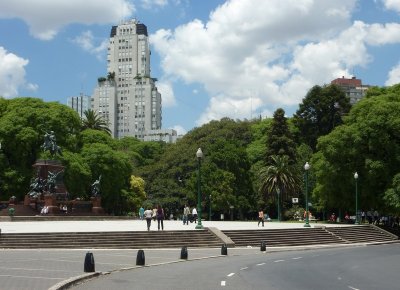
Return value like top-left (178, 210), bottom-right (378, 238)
top-left (67, 94), bottom-right (92, 119)
top-left (92, 19), bottom-right (162, 139)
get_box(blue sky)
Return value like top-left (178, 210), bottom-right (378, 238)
top-left (1, 0), bottom-right (400, 135)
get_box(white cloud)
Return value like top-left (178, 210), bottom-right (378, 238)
top-left (151, 0), bottom-right (364, 125)
top-left (71, 31), bottom-right (108, 60)
top-left (141, 0), bottom-right (168, 9)
top-left (382, 0), bottom-right (400, 13)
top-left (169, 125), bottom-right (186, 135)
top-left (0, 0), bottom-right (134, 40)
top-left (0, 47), bottom-right (37, 98)
top-left (385, 63), bottom-right (400, 85)
top-left (152, 0), bottom-right (400, 126)
top-left (364, 22), bottom-right (400, 45)
top-left (157, 80), bottom-right (176, 107)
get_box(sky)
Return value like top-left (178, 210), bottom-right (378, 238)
top-left (1, 0), bottom-right (400, 136)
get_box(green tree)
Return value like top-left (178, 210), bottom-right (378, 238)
top-left (266, 108), bottom-right (296, 164)
top-left (81, 143), bottom-right (132, 214)
top-left (312, 84), bottom-right (400, 213)
top-left (127, 175), bottom-right (147, 212)
top-left (383, 173), bottom-right (400, 212)
top-left (0, 97), bottom-right (81, 199)
top-left (293, 84), bottom-right (351, 150)
top-left (82, 109), bottom-right (111, 135)
top-left (259, 155), bottom-right (300, 203)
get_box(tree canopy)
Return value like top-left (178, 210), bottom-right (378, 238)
top-left (293, 84), bottom-right (351, 150)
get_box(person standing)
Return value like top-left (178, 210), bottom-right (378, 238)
top-left (139, 206), bottom-right (145, 220)
top-left (258, 209), bottom-right (264, 227)
top-left (183, 205), bottom-right (190, 225)
top-left (144, 207), bottom-right (153, 231)
top-left (157, 205), bottom-right (165, 230)
top-left (192, 207), bottom-right (198, 223)
top-left (152, 206), bottom-right (157, 221)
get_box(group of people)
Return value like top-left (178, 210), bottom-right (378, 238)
top-left (139, 205), bottom-right (165, 231)
top-left (182, 204), bottom-right (198, 225)
top-left (59, 204), bottom-right (68, 214)
top-left (40, 205), bottom-right (49, 215)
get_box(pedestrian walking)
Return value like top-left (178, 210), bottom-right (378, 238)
top-left (361, 210), bottom-right (365, 224)
top-left (152, 206), bottom-right (157, 221)
top-left (157, 205), bottom-right (165, 230)
top-left (183, 204), bottom-right (190, 225)
top-left (139, 206), bottom-right (144, 220)
top-left (144, 207), bottom-right (153, 231)
top-left (192, 207), bottom-right (198, 223)
top-left (258, 209), bottom-right (264, 227)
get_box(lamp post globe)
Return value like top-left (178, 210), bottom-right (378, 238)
top-left (196, 148), bottom-right (204, 229)
top-left (304, 162), bottom-right (311, 227)
top-left (354, 172), bottom-right (359, 225)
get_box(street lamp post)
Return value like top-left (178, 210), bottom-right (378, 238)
top-left (195, 148), bottom-right (203, 229)
top-left (354, 172), bottom-right (359, 225)
top-left (304, 162), bottom-right (311, 227)
top-left (277, 187), bottom-right (281, 222)
top-left (209, 194), bottom-right (212, 221)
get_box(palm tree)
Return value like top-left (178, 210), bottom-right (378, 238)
top-left (82, 109), bottom-right (111, 135)
top-left (259, 155), bottom-right (300, 202)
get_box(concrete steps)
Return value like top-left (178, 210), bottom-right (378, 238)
top-left (326, 225), bottom-right (398, 243)
top-left (0, 230), bottom-right (224, 249)
top-left (223, 228), bottom-right (346, 247)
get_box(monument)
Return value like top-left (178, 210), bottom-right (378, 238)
top-left (90, 175), bottom-right (104, 214)
top-left (26, 131), bottom-right (67, 214)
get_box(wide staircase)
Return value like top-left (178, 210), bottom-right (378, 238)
top-left (378, 225), bottom-right (400, 238)
top-left (223, 225), bottom-right (398, 247)
top-left (327, 225), bottom-right (397, 243)
top-left (0, 230), bottom-right (223, 249)
top-left (223, 228), bottom-right (346, 247)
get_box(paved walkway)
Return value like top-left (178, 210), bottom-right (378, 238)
top-left (0, 219), bottom-right (354, 233)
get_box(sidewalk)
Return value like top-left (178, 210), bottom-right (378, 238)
top-left (0, 219), bottom-right (354, 234)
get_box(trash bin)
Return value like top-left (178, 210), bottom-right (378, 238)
top-left (220, 214), bottom-right (224, 221)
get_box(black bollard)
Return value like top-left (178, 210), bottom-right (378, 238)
top-left (84, 252), bottom-right (95, 272)
top-left (221, 244), bottom-right (228, 255)
top-left (260, 241), bottom-right (266, 251)
top-left (180, 246), bottom-right (188, 259)
top-left (136, 249), bottom-right (145, 266)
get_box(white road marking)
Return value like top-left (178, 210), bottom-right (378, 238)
top-left (0, 274), bottom-right (63, 280)
top-left (338, 277), bottom-right (342, 280)
top-left (227, 273), bottom-right (235, 277)
top-left (274, 259), bottom-right (285, 263)
top-left (256, 262), bottom-right (266, 266)
top-left (292, 257), bottom-right (302, 260)
top-left (240, 267), bottom-right (248, 270)
top-left (221, 280), bottom-right (226, 286)
top-left (348, 286), bottom-right (359, 290)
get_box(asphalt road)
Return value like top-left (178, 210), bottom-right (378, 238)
top-left (0, 247), bottom-right (257, 290)
top-left (72, 244), bottom-right (400, 290)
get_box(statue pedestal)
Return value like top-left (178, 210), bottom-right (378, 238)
top-left (32, 159), bottom-right (67, 200)
top-left (24, 195), bottom-right (30, 206)
top-left (91, 196), bottom-right (104, 215)
top-left (44, 194), bottom-right (60, 214)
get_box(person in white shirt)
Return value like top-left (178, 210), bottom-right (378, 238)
top-left (143, 207), bottom-right (153, 231)
top-left (192, 207), bottom-right (198, 223)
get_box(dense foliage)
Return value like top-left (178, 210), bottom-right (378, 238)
top-left (1, 83), bottom-right (400, 219)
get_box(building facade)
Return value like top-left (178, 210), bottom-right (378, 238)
top-left (91, 19), bottom-right (162, 140)
top-left (143, 129), bottom-right (178, 143)
top-left (331, 76), bottom-right (369, 104)
top-left (67, 94), bottom-right (92, 119)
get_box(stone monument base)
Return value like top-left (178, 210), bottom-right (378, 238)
top-left (91, 196), bottom-right (104, 214)
top-left (44, 194), bottom-right (60, 214)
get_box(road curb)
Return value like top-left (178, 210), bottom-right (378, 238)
top-left (48, 272), bottom-right (101, 290)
